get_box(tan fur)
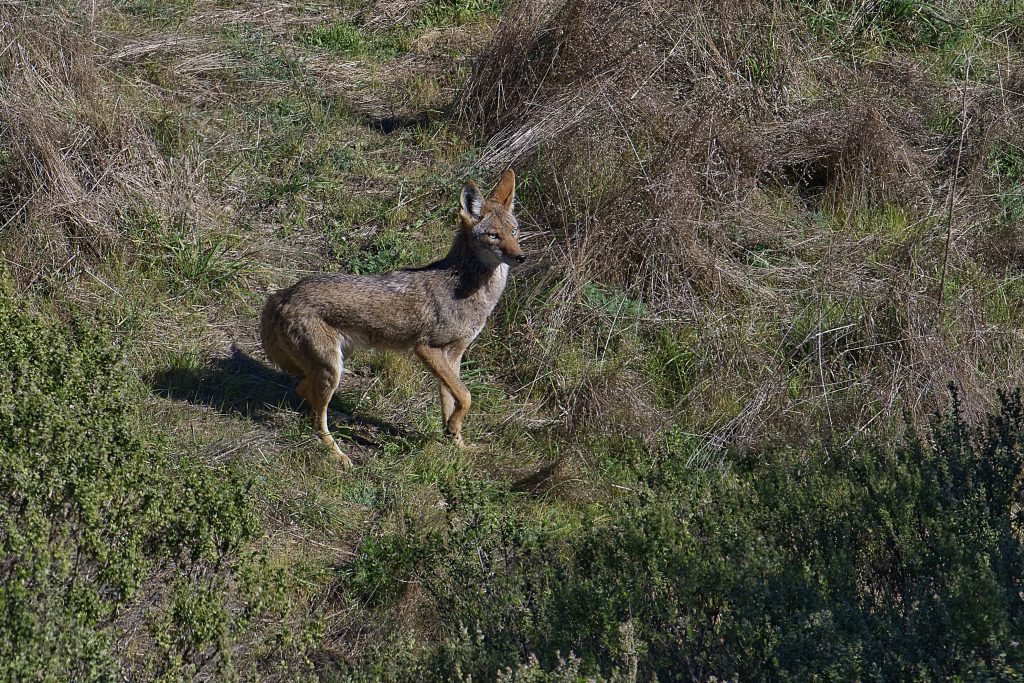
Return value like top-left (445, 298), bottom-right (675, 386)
top-left (260, 170), bottom-right (525, 467)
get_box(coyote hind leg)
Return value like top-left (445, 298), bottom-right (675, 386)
top-left (305, 362), bottom-right (352, 468)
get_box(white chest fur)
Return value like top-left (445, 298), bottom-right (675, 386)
top-left (463, 263), bottom-right (508, 338)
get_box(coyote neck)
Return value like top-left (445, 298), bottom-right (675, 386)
top-left (445, 232), bottom-right (508, 300)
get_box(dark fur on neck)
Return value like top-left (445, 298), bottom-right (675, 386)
top-left (441, 231), bottom-right (503, 298)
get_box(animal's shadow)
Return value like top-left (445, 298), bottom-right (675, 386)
top-left (149, 346), bottom-right (407, 447)
top-left (360, 110), bottom-right (440, 134)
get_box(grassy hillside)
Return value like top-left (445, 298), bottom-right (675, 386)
top-left (1, 0), bottom-right (1022, 680)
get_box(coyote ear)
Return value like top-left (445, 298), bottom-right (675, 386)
top-left (490, 169), bottom-right (515, 211)
top-left (460, 180), bottom-right (484, 224)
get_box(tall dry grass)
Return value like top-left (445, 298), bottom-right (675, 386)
top-left (462, 0), bottom-right (1024, 454)
top-left (0, 2), bottom-right (210, 287)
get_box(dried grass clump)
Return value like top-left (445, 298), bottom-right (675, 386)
top-left (743, 103), bottom-right (931, 204)
top-left (0, 3), bottom-right (196, 285)
top-left (463, 0), bottom-right (938, 298)
top-left (463, 0), bottom-right (1024, 450)
top-left (467, 0), bottom-right (1024, 261)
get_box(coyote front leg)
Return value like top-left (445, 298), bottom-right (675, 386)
top-left (417, 344), bottom-right (471, 447)
top-left (438, 343), bottom-right (467, 431)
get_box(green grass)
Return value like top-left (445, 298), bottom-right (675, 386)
top-left (415, 0), bottom-right (508, 27)
top-left (989, 136), bottom-right (1024, 225)
top-left (113, 0), bottom-right (196, 24)
top-left (302, 22), bottom-right (411, 59)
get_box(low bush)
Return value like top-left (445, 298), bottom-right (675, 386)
top-left (0, 280), bottom-right (299, 681)
top-left (339, 388), bottom-right (1024, 681)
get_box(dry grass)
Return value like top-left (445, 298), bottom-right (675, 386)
top-left (0, 3), bottom-right (216, 287)
top-left (462, 0), bottom-right (1024, 453)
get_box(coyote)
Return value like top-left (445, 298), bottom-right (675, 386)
top-left (260, 170), bottom-right (524, 467)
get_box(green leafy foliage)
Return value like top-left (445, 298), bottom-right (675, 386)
top-left (337, 389), bottom-right (1024, 681)
top-left (0, 282), bottom-right (291, 681)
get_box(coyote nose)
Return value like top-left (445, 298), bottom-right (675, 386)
top-left (515, 254), bottom-right (527, 264)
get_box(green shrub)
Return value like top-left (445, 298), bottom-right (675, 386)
top-left (560, 390), bottom-right (1024, 680)
top-left (0, 281), bottom-right (291, 680)
top-left (339, 389), bottom-right (1024, 681)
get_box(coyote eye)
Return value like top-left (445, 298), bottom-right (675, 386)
top-left (487, 232), bottom-right (499, 240)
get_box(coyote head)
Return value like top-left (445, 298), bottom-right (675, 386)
top-left (459, 169), bottom-right (526, 268)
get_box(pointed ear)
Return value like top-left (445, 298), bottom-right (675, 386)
top-left (460, 180), bottom-right (484, 225)
top-left (490, 169), bottom-right (515, 211)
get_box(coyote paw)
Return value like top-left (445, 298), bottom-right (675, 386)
top-left (331, 448), bottom-right (354, 468)
top-left (445, 428), bottom-right (466, 448)
top-left (321, 434), bottom-right (354, 468)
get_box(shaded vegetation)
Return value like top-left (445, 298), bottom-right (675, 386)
top-left (332, 389), bottom-right (1024, 680)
